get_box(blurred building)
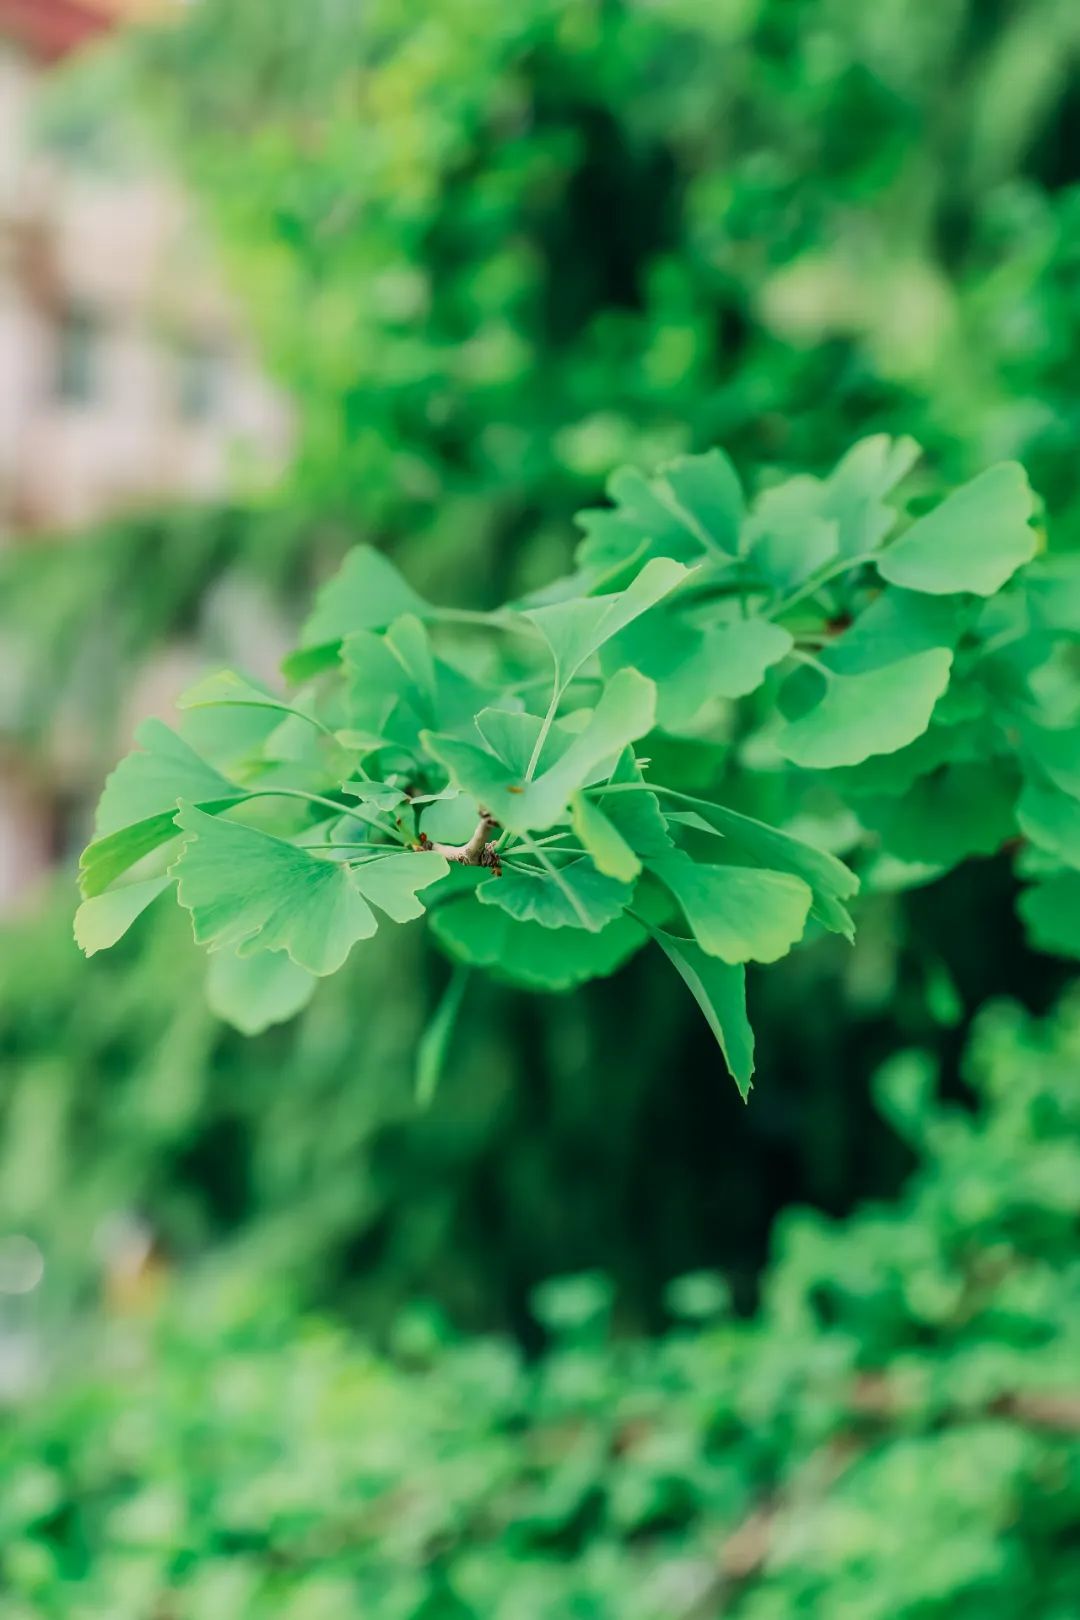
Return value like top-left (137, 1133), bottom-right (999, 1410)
top-left (0, 0), bottom-right (291, 910)
top-left (0, 0), bottom-right (290, 540)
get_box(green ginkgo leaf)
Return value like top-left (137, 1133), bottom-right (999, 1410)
top-left (820, 433), bottom-right (920, 556)
top-left (661, 795), bottom-right (856, 938)
top-left (424, 669), bottom-right (656, 833)
top-left (570, 792), bottom-right (641, 882)
top-left (177, 669), bottom-right (322, 731)
top-left (878, 463), bottom-right (1036, 596)
top-left (653, 930), bottom-right (754, 1098)
top-left (479, 857), bottom-right (631, 932)
top-left (826, 588), bottom-right (964, 674)
top-left (651, 851), bottom-right (812, 964)
top-left (430, 899), bottom-right (645, 990)
top-left (1020, 724), bottom-right (1080, 799)
top-left (524, 557), bottom-right (688, 690)
top-left (1017, 779), bottom-right (1080, 867)
top-left (171, 804), bottom-right (448, 974)
top-left (74, 875), bottom-right (172, 957)
top-left (776, 649), bottom-right (953, 769)
top-left (284, 546), bottom-right (432, 680)
top-left (205, 948), bottom-right (317, 1035)
top-left (858, 759), bottom-right (1019, 866)
top-left (80, 721), bottom-right (245, 898)
top-left (604, 612), bottom-right (793, 728)
top-left (1018, 871), bottom-right (1080, 959)
top-left (575, 451), bottom-right (744, 571)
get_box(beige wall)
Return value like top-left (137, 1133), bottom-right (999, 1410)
top-left (0, 31), bottom-right (292, 909)
top-left (0, 35), bottom-right (290, 541)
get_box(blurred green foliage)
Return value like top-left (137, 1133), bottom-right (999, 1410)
top-left (3, 995), bottom-right (1079, 1618)
top-left (115, 0), bottom-right (1080, 591)
top-left (0, 0), bottom-right (1074, 1325)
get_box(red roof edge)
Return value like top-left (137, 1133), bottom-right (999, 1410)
top-left (0, 0), bottom-right (113, 62)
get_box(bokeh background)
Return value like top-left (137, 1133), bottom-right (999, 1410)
top-left (0, 2), bottom-right (1078, 1615)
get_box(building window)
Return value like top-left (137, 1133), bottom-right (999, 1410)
top-left (54, 304), bottom-right (104, 405)
top-left (176, 341), bottom-right (224, 423)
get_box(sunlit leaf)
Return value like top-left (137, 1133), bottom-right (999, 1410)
top-left (878, 463), bottom-right (1036, 596)
top-left (524, 557), bottom-right (688, 689)
top-left (661, 795), bottom-right (856, 938)
top-left (172, 804), bottom-right (448, 974)
top-left (284, 546), bottom-right (431, 680)
top-left (570, 792), bottom-right (641, 882)
top-left (776, 649), bottom-right (953, 769)
top-left (650, 851), bottom-right (812, 964)
top-left (80, 721), bottom-right (244, 897)
top-left (74, 876), bottom-right (172, 957)
top-left (1017, 778), bottom-right (1080, 867)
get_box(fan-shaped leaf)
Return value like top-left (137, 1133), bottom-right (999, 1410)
top-left (74, 876), bottom-right (172, 957)
top-left (570, 792), bottom-right (640, 882)
top-left (430, 900), bottom-right (644, 990)
top-left (479, 858), bottom-right (631, 931)
top-left (205, 948), bottom-right (317, 1035)
top-left (524, 557), bottom-right (688, 689)
top-left (171, 804), bottom-right (447, 974)
top-left (425, 669), bottom-right (656, 832)
top-left (878, 463), bottom-right (1035, 596)
top-left (776, 649), bottom-right (953, 769)
top-left (651, 851), bottom-right (812, 964)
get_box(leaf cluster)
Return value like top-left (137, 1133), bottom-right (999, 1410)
top-left (76, 440), bottom-right (1080, 1095)
top-left (4, 995), bottom-right (1079, 1618)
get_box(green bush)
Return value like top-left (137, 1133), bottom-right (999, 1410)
top-left (106, 0), bottom-right (1080, 586)
top-left (3, 994), bottom-right (1078, 1618)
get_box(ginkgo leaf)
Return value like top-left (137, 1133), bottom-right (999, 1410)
top-left (1026, 556), bottom-right (1080, 635)
top-left (384, 614), bottom-right (437, 721)
top-left (660, 795), bottom-right (856, 938)
top-left (80, 720), bottom-right (245, 898)
top-left (592, 751), bottom-right (673, 859)
top-left (826, 588), bottom-right (965, 674)
top-left (284, 546), bottom-right (432, 680)
top-left (745, 480), bottom-right (838, 592)
top-left (653, 930), bottom-right (754, 1098)
top-left (776, 649), bottom-right (953, 769)
top-left (430, 899), bottom-right (644, 990)
top-left (878, 463), bottom-right (1036, 596)
top-left (575, 452), bottom-right (744, 571)
top-left (820, 434), bottom-right (920, 556)
top-left (171, 804), bottom-right (448, 974)
top-left (74, 875), bottom-right (172, 957)
top-left (1020, 724), bottom-right (1080, 799)
top-left (524, 557), bottom-right (688, 690)
top-left (650, 851), bottom-right (812, 964)
top-left (570, 792), bottom-right (641, 882)
top-left (205, 948), bottom-right (317, 1035)
top-left (1017, 779), bottom-right (1080, 867)
top-left (479, 857), bottom-right (631, 931)
top-left (94, 719), bottom-right (241, 837)
top-left (658, 450), bottom-right (745, 558)
top-left (424, 668), bottom-right (656, 833)
top-left (177, 669), bottom-right (318, 728)
top-left (604, 612), bottom-right (792, 728)
top-left (1018, 872), bottom-right (1080, 959)
top-left (858, 760), bottom-right (1019, 866)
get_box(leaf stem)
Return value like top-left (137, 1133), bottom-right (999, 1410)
top-left (767, 549), bottom-right (880, 620)
top-left (524, 686), bottom-right (561, 782)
